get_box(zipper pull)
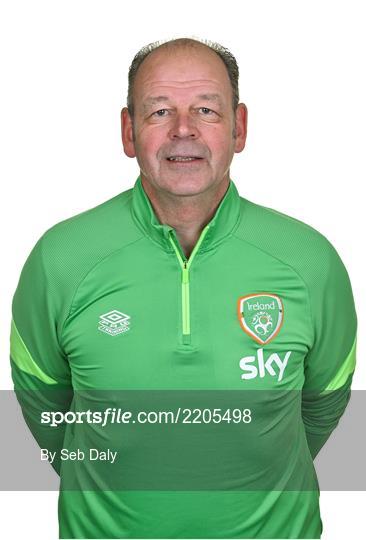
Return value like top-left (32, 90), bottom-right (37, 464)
top-left (182, 261), bottom-right (189, 283)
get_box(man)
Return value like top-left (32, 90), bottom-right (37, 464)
top-left (10, 37), bottom-right (357, 539)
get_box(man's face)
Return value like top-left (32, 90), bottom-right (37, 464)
top-left (121, 46), bottom-right (247, 197)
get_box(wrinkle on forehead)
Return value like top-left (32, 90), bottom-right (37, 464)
top-left (141, 90), bottom-right (225, 113)
top-left (142, 79), bottom-right (222, 86)
top-left (139, 81), bottom-right (228, 110)
top-left (140, 80), bottom-right (225, 96)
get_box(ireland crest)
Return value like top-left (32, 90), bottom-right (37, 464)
top-left (237, 293), bottom-right (284, 345)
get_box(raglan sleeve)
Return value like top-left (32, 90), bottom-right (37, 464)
top-left (10, 233), bottom-right (74, 475)
top-left (301, 238), bottom-right (357, 460)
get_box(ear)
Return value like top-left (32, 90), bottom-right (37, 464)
top-left (234, 103), bottom-right (248, 153)
top-left (121, 107), bottom-right (136, 158)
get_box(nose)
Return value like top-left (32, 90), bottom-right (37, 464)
top-left (168, 112), bottom-right (199, 140)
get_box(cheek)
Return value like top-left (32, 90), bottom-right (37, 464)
top-left (206, 130), bottom-right (234, 160)
top-left (137, 128), bottom-right (165, 159)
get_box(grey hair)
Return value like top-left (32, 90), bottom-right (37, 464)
top-left (126, 36), bottom-right (239, 121)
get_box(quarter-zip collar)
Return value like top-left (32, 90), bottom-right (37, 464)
top-left (131, 175), bottom-right (242, 253)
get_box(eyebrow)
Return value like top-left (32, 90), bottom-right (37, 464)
top-left (142, 93), bottom-right (224, 112)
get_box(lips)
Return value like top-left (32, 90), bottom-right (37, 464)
top-left (166, 156), bottom-right (203, 162)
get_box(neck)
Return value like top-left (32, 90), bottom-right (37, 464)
top-left (140, 176), bottom-right (230, 258)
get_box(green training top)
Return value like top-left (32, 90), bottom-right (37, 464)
top-left (10, 176), bottom-right (357, 539)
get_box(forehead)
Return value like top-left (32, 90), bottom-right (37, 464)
top-left (134, 47), bottom-right (232, 107)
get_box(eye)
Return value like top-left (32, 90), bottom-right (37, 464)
top-left (152, 109), bottom-right (168, 117)
top-left (199, 107), bottom-right (216, 115)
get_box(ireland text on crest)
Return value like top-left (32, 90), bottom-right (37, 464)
top-left (237, 293), bottom-right (284, 345)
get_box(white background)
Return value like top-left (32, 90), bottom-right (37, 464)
top-left (0, 1), bottom-right (365, 538)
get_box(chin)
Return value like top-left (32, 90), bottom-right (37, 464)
top-left (158, 174), bottom-right (213, 196)
top-left (164, 181), bottom-right (211, 197)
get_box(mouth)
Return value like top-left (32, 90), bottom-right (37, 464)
top-left (166, 156), bottom-right (204, 164)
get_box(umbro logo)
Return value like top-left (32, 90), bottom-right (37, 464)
top-left (98, 310), bottom-right (130, 336)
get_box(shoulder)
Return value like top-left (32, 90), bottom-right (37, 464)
top-left (39, 185), bottom-right (142, 263)
top-left (235, 196), bottom-right (348, 287)
top-left (42, 187), bottom-right (137, 250)
top-left (20, 186), bottom-right (143, 302)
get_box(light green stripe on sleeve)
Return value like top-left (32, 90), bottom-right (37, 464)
top-left (321, 334), bottom-right (357, 394)
top-left (10, 318), bottom-right (58, 385)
